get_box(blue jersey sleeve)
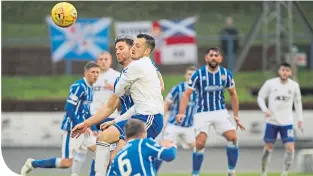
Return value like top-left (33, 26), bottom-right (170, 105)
top-left (143, 138), bottom-right (177, 162)
top-left (187, 70), bottom-right (199, 90)
top-left (106, 159), bottom-right (118, 176)
top-left (225, 70), bottom-right (235, 88)
top-left (64, 84), bottom-right (85, 125)
top-left (165, 85), bottom-right (179, 103)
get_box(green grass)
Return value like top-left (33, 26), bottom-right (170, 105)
top-left (2, 71), bottom-right (313, 103)
top-left (29, 173), bottom-right (313, 176)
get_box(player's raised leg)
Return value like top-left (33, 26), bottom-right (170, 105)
top-left (95, 124), bottom-right (122, 176)
top-left (21, 132), bottom-right (79, 176)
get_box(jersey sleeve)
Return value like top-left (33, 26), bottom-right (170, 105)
top-left (106, 159), bottom-right (118, 176)
top-left (165, 86), bottom-right (179, 103)
top-left (114, 62), bottom-right (143, 97)
top-left (225, 70), bottom-right (235, 88)
top-left (151, 60), bottom-right (159, 72)
top-left (187, 71), bottom-right (199, 90)
top-left (257, 80), bottom-right (270, 112)
top-left (143, 138), bottom-right (177, 162)
top-left (294, 83), bottom-right (303, 122)
top-left (64, 84), bottom-right (85, 125)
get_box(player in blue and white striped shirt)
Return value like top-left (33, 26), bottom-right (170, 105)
top-left (176, 47), bottom-right (245, 176)
top-left (21, 62), bottom-right (100, 176)
top-left (107, 119), bottom-right (177, 176)
top-left (155, 66), bottom-right (198, 171)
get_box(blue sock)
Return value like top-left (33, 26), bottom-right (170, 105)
top-left (31, 157), bottom-right (57, 168)
top-left (192, 150), bottom-right (204, 175)
top-left (226, 144), bottom-right (239, 171)
top-left (155, 159), bottom-right (163, 172)
top-left (89, 159), bottom-right (95, 176)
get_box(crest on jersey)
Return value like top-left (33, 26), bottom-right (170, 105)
top-left (288, 89), bottom-right (292, 94)
top-left (221, 75), bottom-right (227, 80)
top-left (69, 93), bottom-right (78, 102)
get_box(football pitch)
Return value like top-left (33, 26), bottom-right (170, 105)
top-left (29, 173), bottom-right (311, 176)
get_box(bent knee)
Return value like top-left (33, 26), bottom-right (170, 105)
top-left (61, 158), bottom-right (72, 168)
top-left (98, 127), bottom-right (120, 143)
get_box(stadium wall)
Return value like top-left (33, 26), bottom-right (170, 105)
top-left (2, 111), bottom-right (313, 148)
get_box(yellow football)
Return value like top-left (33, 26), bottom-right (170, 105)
top-left (51, 2), bottom-right (77, 28)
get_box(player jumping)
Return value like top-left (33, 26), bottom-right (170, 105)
top-left (257, 62), bottom-right (303, 176)
top-left (155, 66), bottom-right (198, 171)
top-left (107, 119), bottom-right (177, 176)
top-left (176, 47), bottom-right (245, 176)
top-left (20, 62), bottom-right (100, 176)
top-left (71, 34), bottom-right (165, 176)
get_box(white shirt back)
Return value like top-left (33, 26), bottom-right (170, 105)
top-left (258, 77), bottom-right (302, 125)
top-left (91, 68), bottom-right (120, 117)
top-left (114, 57), bottom-right (164, 115)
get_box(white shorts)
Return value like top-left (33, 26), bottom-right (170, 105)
top-left (194, 110), bottom-right (235, 136)
top-left (61, 131), bottom-right (96, 159)
top-left (163, 123), bottom-right (195, 147)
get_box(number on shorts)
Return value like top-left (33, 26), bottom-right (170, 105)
top-left (118, 151), bottom-right (132, 176)
top-left (287, 129), bottom-right (294, 138)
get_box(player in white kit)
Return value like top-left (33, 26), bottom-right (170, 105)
top-left (71, 34), bottom-right (164, 176)
top-left (89, 52), bottom-right (120, 176)
top-left (257, 62), bottom-right (303, 176)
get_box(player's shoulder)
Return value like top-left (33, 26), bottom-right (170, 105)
top-left (70, 78), bottom-right (86, 89)
top-left (219, 66), bottom-right (233, 75)
top-left (265, 77), bottom-right (280, 85)
top-left (288, 78), bottom-right (300, 87)
top-left (110, 68), bottom-right (121, 76)
top-left (142, 137), bottom-right (161, 147)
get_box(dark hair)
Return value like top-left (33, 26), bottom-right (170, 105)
top-left (280, 62), bottom-right (291, 68)
top-left (186, 65), bottom-right (197, 72)
top-left (84, 61), bottom-right (100, 71)
top-left (124, 119), bottom-right (146, 139)
top-left (114, 35), bottom-right (134, 48)
top-left (206, 47), bottom-right (222, 55)
top-left (137, 33), bottom-right (156, 52)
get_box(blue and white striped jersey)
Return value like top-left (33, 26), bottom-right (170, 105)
top-left (166, 82), bottom-right (197, 127)
top-left (188, 66), bottom-right (235, 113)
top-left (107, 138), bottom-right (176, 176)
top-left (114, 77), bottom-right (134, 115)
top-left (61, 78), bottom-right (95, 131)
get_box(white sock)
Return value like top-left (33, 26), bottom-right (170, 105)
top-left (261, 149), bottom-right (272, 173)
top-left (95, 141), bottom-right (111, 176)
top-left (71, 150), bottom-right (87, 175)
top-left (282, 151), bottom-right (294, 173)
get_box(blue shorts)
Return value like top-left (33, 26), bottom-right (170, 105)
top-left (96, 117), bottom-right (115, 131)
top-left (264, 123), bottom-right (295, 144)
top-left (113, 113), bottom-right (163, 139)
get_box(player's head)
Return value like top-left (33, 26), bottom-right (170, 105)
top-left (96, 52), bottom-right (112, 71)
top-left (131, 34), bottom-right (155, 59)
top-left (124, 119), bottom-right (147, 140)
top-left (115, 36), bottom-right (134, 65)
top-left (185, 66), bottom-right (197, 82)
top-left (205, 47), bottom-right (222, 69)
top-left (84, 61), bottom-right (100, 84)
top-left (278, 62), bottom-right (292, 80)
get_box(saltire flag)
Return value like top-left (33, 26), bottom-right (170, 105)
top-left (152, 16), bottom-right (198, 65)
top-left (46, 17), bottom-right (111, 62)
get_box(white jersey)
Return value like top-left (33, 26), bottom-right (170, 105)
top-left (114, 57), bottom-right (164, 115)
top-left (257, 77), bottom-right (303, 126)
top-left (90, 68), bottom-right (120, 116)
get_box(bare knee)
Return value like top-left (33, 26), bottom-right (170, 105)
top-left (60, 158), bottom-right (72, 168)
top-left (98, 127), bottom-right (120, 144)
top-left (264, 143), bottom-right (274, 151)
top-left (223, 130), bottom-right (237, 143)
top-left (195, 132), bottom-right (207, 150)
top-left (285, 142), bottom-right (295, 152)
